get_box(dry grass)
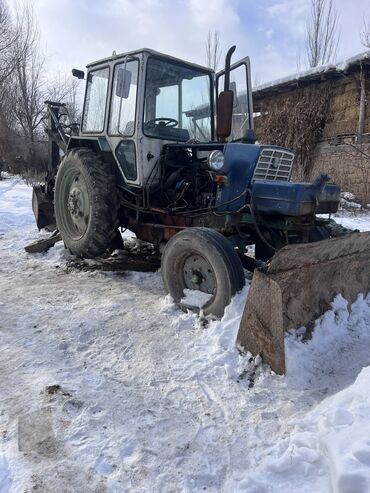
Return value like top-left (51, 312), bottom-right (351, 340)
top-left (255, 82), bottom-right (334, 179)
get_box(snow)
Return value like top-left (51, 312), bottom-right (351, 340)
top-left (254, 63), bottom-right (334, 92)
top-left (317, 190), bottom-right (370, 232)
top-left (1, 175), bottom-right (370, 492)
top-left (253, 50), bottom-right (370, 93)
top-left (0, 175), bottom-right (36, 235)
top-left (181, 289), bottom-right (213, 308)
top-left (333, 207), bottom-right (370, 232)
top-left (237, 294), bottom-right (370, 493)
top-left (336, 50), bottom-right (370, 71)
top-left (239, 365), bottom-right (370, 493)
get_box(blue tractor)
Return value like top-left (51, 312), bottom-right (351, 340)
top-left (33, 46), bottom-right (345, 332)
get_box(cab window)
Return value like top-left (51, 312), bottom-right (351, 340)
top-left (144, 57), bottom-right (212, 142)
top-left (109, 59), bottom-right (139, 136)
top-left (82, 67), bottom-right (109, 132)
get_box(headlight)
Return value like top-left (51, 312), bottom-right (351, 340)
top-left (208, 150), bottom-right (225, 171)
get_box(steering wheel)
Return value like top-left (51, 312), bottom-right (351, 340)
top-left (146, 117), bottom-right (178, 128)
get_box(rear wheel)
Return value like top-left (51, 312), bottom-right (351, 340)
top-left (54, 148), bottom-right (119, 258)
top-left (161, 228), bottom-right (245, 317)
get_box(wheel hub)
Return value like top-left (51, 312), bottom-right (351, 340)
top-left (183, 254), bottom-right (216, 294)
top-left (191, 270), bottom-right (203, 285)
top-left (68, 188), bottom-right (83, 216)
top-left (59, 168), bottom-right (90, 239)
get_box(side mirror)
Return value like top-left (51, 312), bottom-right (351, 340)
top-left (72, 69), bottom-right (85, 80)
top-left (116, 68), bottom-right (132, 99)
top-left (217, 91), bottom-right (233, 141)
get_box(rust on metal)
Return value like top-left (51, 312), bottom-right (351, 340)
top-left (24, 231), bottom-right (61, 254)
top-left (237, 231), bottom-right (370, 374)
top-left (32, 186), bottom-right (56, 231)
top-left (128, 214), bottom-right (186, 243)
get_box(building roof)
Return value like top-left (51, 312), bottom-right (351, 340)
top-left (253, 50), bottom-right (370, 100)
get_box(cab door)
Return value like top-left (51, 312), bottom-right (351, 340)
top-left (216, 57), bottom-right (254, 141)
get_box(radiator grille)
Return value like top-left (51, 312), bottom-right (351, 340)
top-left (252, 148), bottom-right (295, 182)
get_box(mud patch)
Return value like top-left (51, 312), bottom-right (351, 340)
top-left (18, 410), bottom-right (58, 457)
top-left (44, 384), bottom-right (71, 397)
top-left (64, 250), bottom-right (160, 274)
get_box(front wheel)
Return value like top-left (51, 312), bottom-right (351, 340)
top-left (161, 228), bottom-right (245, 318)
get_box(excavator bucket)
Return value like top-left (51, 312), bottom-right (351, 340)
top-left (32, 185), bottom-right (56, 231)
top-left (237, 231), bottom-right (370, 374)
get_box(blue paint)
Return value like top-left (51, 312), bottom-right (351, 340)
top-left (215, 143), bottom-right (259, 212)
top-left (252, 181), bottom-right (340, 216)
top-left (215, 143), bottom-right (340, 216)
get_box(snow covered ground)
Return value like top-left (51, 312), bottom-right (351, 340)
top-left (1, 175), bottom-right (370, 492)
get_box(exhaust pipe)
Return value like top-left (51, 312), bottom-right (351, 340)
top-left (223, 45), bottom-right (236, 92)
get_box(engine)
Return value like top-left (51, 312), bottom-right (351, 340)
top-left (160, 146), bottom-right (216, 212)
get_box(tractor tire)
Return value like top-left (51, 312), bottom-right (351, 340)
top-left (54, 148), bottom-right (119, 258)
top-left (161, 228), bottom-right (245, 318)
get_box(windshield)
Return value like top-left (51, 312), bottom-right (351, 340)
top-left (144, 57), bottom-right (212, 142)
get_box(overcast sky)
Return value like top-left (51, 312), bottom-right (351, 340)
top-left (31, 0), bottom-right (369, 85)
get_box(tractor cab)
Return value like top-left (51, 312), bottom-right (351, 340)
top-left (74, 48), bottom-right (253, 188)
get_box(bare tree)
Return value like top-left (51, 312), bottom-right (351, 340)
top-left (64, 77), bottom-right (82, 124)
top-left (0, 93), bottom-right (13, 177)
top-left (1, 3), bottom-right (49, 174)
top-left (305, 0), bottom-right (340, 68)
top-left (0, 1), bottom-right (66, 175)
top-left (0, 0), bottom-right (33, 171)
top-left (48, 73), bottom-right (82, 124)
top-left (0, 0), bottom-right (19, 86)
top-left (0, 85), bottom-right (19, 161)
top-left (253, 72), bottom-right (261, 88)
top-left (13, 40), bottom-right (45, 145)
top-left (360, 17), bottom-right (370, 49)
top-left (205, 30), bottom-right (222, 72)
top-left (0, 0), bottom-right (36, 88)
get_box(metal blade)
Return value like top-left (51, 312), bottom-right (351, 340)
top-left (237, 232), bottom-right (370, 374)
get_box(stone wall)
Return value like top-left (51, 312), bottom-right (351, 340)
top-left (309, 141), bottom-right (370, 204)
top-left (322, 78), bottom-right (362, 137)
top-left (254, 72), bottom-right (370, 138)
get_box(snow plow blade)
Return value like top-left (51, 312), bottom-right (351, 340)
top-left (237, 231), bottom-right (370, 375)
top-left (32, 185), bottom-right (55, 231)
